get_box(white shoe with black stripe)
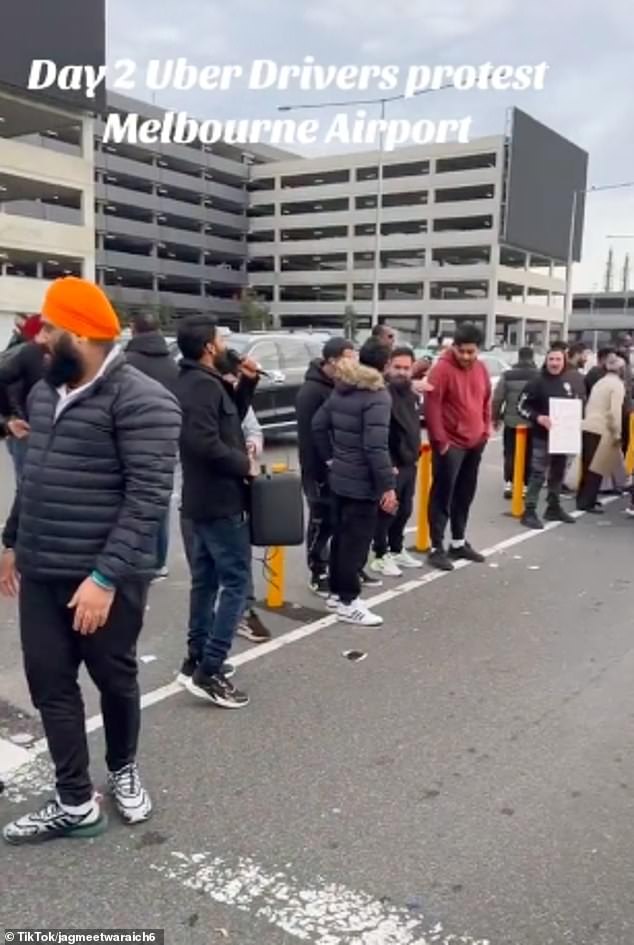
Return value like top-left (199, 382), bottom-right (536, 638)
top-left (3, 798), bottom-right (107, 845)
top-left (107, 762), bottom-right (153, 824)
top-left (337, 598), bottom-right (383, 627)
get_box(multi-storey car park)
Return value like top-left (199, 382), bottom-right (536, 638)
top-left (0, 89), bottom-right (289, 341)
top-left (246, 133), bottom-right (577, 349)
top-left (570, 290), bottom-right (634, 346)
top-left (0, 86), bottom-right (95, 335)
top-left (1, 84), bottom-right (587, 351)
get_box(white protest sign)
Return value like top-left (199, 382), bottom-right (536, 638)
top-left (548, 397), bottom-right (582, 454)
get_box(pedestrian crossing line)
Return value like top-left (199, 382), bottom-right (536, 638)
top-left (12, 498), bottom-right (618, 779)
top-left (151, 850), bottom-right (491, 945)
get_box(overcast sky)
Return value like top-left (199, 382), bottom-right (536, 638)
top-left (107, 0), bottom-right (634, 291)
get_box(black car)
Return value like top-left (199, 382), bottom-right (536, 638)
top-left (169, 331), bottom-right (327, 432)
top-left (226, 332), bottom-right (326, 431)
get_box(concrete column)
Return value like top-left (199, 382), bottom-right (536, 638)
top-left (80, 115), bottom-right (96, 282)
top-left (544, 320), bottom-right (551, 346)
top-left (485, 243), bottom-right (500, 348)
top-left (484, 301), bottom-right (497, 349)
top-left (36, 261), bottom-right (44, 279)
top-left (421, 312), bottom-right (430, 345)
top-left (517, 317), bottom-right (526, 347)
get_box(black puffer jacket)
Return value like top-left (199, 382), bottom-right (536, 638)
top-left (492, 360), bottom-right (539, 427)
top-left (296, 359), bottom-right (334, 484)
top-left (2, 354), bottom-right (181, 582)
top-left (125, 331), bottom-right (179, 394)
top-left (0, 341), bottom-right (47, 418)
top-left (312, 359), bottom-right (394, 501)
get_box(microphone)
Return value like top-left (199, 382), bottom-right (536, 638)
top-left (226, 348), bottom-right (272, 379)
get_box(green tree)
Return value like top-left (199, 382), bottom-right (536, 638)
top-left (343, 304), bottom-right (359, 342)
top-left (240, 288), bottom-right (273, 331)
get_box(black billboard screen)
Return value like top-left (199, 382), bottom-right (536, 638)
top-left (0, 0), bottom-right (105, 111)
top-left (504, 108), bottom-right (588, 263)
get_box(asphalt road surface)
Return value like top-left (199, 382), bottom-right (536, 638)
top-left (1, 436), bottom-right (633, 945)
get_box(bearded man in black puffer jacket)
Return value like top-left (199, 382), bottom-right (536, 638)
top-left (0, 277), bottom-right (181, 847)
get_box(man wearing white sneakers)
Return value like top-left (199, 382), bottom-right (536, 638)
top-left (370, 346), bottom-right (422, 577)
top-left (313, 339), bottom-right (397, 626)
top-left (0, 277), bottom-right (180, 844)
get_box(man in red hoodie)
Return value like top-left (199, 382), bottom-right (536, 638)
top-left (424, 323), bottom-right (491, 571)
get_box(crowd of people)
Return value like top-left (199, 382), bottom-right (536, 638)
top-left (0, 277), bottom-right (629, 846)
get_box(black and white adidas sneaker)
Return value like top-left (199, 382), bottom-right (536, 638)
top-left (3, 798), bottom-right (107, 845)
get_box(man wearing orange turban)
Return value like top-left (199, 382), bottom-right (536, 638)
top-left (0, 277), bottom-right (182, 845)
top-left (42, 275), bottom-right (121, 340)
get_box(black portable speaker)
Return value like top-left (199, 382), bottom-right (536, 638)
top-left (250, 470), bottom-right (305, 547)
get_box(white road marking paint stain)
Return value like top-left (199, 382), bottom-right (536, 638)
top-left (0, 736), bottom-right (31, 777)
top-left (1, 752), bottom-right (55, 802)
top-left (151, 851), bottom-right (491, 945)
top-left (6, 498), bottom-right (618, 788)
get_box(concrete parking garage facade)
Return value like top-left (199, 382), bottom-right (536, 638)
top-left (0, 87), bottom-right (95, 344)
top-left (247, 136), bottom-right (569, 348)
top-left (2, 88), bottom-right (578, 348)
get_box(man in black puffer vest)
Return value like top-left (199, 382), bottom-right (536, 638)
top-left (370, 346), bottom-right (423, 577)
top-left (313, 339), bottom-right (396, 627)
top-left (0, 277), bottom-right (181, 846)
top-left (492, 346), bottom-right (538, 498)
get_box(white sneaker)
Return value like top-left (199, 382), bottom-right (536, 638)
top-left (107, 762), bottom-right (153, 825)
top-left (326, 594), bottom-right (340, 610)
top-left (337, 599), bottom-right (383, 627)
top-left (370, 554), bottom-right (402, 578)
top-left (392, 550), bottom-right (422, 570)
top-left (626, 507), bottom-right (634, 518)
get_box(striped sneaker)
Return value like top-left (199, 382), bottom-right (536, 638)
top-left (107, 762), bottom-right (152, 825)
top-left (3, 798), bottom-right (107, 845)
top-left (337, 598), bottom-right (383, 627)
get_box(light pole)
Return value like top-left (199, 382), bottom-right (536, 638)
top-left (278, 83), bottom-right (455, 328)
top-left (564, 181), bottom-right (634, 338)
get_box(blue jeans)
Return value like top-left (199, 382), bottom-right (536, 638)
top-left (187, 515), bottom-right (251, 676)
top-left (7, 437), bottom-right (27, 482)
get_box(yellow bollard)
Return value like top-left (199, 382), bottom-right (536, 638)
top-left (626, 413), bottom-right (634, 476)
top-left (416, 443), bottom-right (433, 552)
top-left (511, 425), bottom-right (528, 518)
top-left (266, 546), bottom-right (285, 608)
top-left (265, 462), bottom-right (288, 608)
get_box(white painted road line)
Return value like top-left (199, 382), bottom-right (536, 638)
top-left (0, 736), bottom-right (32, 777)
top-left (151, 851), bottom-right (491, 945)
top-left (12, 501), bottom-right (615, 777)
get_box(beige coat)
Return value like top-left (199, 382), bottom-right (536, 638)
top-left (582, 373), bottom-right (625, 477)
